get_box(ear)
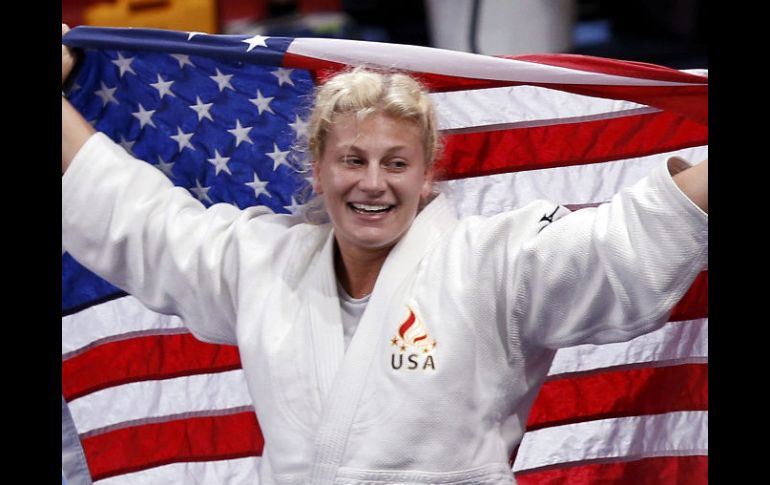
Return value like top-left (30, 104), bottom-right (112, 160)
top-left (420, 166), bottom-right (434, 199)
top-left (311, 160), bottom-right (323, 194)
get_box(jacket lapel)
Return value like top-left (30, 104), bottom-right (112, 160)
top-left (308, 194), bottom-right (458, 483)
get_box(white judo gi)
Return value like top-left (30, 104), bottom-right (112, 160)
top-left (62, 133), bottom-right (708, 484)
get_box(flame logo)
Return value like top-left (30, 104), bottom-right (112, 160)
top-left (395, 308), bottom-right (433, 351)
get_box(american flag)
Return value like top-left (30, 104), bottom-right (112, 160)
top-left (61, 26), bottom-right (708, 484)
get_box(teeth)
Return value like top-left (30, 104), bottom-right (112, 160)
top-left (351, 203), bottom-right (391, 212)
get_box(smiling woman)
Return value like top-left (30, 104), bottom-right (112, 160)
top-left (62, 25), bottom-right (707, 485)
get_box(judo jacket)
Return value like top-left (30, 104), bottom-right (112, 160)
top-left (62, 133), bottom-right (708, 484)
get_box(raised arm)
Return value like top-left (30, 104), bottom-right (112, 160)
top-left (62, 24), bottom-right (94, 173)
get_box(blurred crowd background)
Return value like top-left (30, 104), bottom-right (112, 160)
top-left (62, 0), bottom-right (707, 69)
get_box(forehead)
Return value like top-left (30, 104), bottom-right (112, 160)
top-left (324, 111), bottom-right (424, 156)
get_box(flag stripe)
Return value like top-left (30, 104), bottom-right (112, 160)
top-left (62, 333), bottom-right (241, 401)
top-left (62, 296), bottom-right (186, 354)
top-left (670, 272), bottom-right (708, 322)
top-left (436, 111), bottom-right (707, 180)
top-left (81, 411), bottom-right (264, 482)
top-left (95, 456), bottom-right (262, 485)
top-left (69, 371), bottom-right (253, 435)
top-left (515, 455), bottom-right (708, 485)
top-left (527, 363), bottom-right (708, 430)
top-left (513, 411), bottom-right (708, 472)
top-left (286, 38), bottom-right (707, 86)
top-left (440, 146), bottom-right (708, 216)
top-left (548, 318), bottom-right (707, 376)
top-left (432, 85), bottom-right (655, 132)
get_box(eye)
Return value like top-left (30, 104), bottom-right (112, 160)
top-left (385, 159), bottom-right (408, 171)
top-left (342, 156), bottom-right (364, 167)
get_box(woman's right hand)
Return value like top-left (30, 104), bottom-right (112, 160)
top-left (62, 23), bottom-right (76, 85)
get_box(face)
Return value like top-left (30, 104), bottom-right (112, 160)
top-left (313, 111), bottom-right (434, 258)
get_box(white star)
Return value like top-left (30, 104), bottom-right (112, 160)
top-left (171, 54), bottom-right (194, 69)
top-left (190, 179), bottom-right (213, 204)
top-left (266, 143), bottom-right (290, 171)
top-left (289, 115), bottom-right (310, 140)
top-left (285, 196), bottom-right (304, 214)
top-left (170, 127), bottom-right (195, 152)
top-left (132, 103), bottom-right (156, 128)
top-left (242, 34), bottom-right (269, 52)
top-left (118, 135), bottom-right (135, 155)
top-left (94, 82), bottom-right (118, 106)
top-left (155, 155), bottom-right (175, 178)
top-left (210, 68), bottom-right (234, 92)
top-left (227, 119), bottom-right (253, 147)
top-left (187, 32), bottom-right (205, 40)
top-left (150, 74), bottom-right (175, 99)
top-left (111, 53), bottom-right (136, 77)
top-left (271, 68), bottom-right (295, 86)
top-left (189, 96), bottom-right (214, 121)
top-left (207, 149), bottom-right (232, 176)
top-left (250, 89), bottom-right (274, 115)
top-left (246, 172), bottom-right (271, 199)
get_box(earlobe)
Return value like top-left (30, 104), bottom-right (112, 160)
top-left (311, 161), bottom-right (323, 194)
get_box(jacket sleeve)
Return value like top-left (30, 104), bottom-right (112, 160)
top-left (62, 132), bottom-right (294, 345)
top-left (509, 158), bottom-right (708, 349)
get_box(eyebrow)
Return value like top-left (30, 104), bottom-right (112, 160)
top-left (337, 144), bottom-right (412, 157)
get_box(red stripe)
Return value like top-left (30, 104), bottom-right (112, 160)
top-left (670, 271), bottom-right (708, 321)
top-left (527, 363), bottom-right (707, 431)
top-left (398, 309), bottom-right (416, 339)
top-left (82, 411), bottom-right (264, 481)
top-left (515, 54), bottom-right (707, 84)
top-left (62, 333), bottom-right (242, 401)
top-left (435, 110), bottom-right (707, 180)
top-left (515, 455), bottom-right (707, 485)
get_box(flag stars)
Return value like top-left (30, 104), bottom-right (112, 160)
top-left (267, 143), bottom-right (290, 171)
top-left (228, 119), bottom-right (253, 147)
top-left (271, 68), bottom-right (295, 86)
top-left (208, 150), bottom-right (232, 176)
top-left (170, 127), bottom-right (195, 152)
top-left (250, 89), bottom-right (274, 115)
top-left (289, 115), bottom-right (310, 140)
top-left (170, 54), bottom-right (195, 69)
top-left (190, 179), bottom-right (213, 204)
top-left (189, 96), bottom-right (214, 121)
top-left (285, 196), bottom-right (304, 214)
top-left (210, 68), bottom-right (234, 92)
top-left (242, 34), bottom-right (269, 52)
top-left (155, 156), bottom-right (175, 178)
top-left (246, 172), bottom-right (271, 199)
top-left (118, 135), bottom-right (135, 155)
top-left (111, 53), bottom-right (136, 77)
top-left (150, 74), bottom-right (176, 99)
top-left (132, 103), bottom-right (157, 128)
top-left (94, 82), bottom-right (118, 106)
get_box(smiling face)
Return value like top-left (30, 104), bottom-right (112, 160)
top-left (313, 111), bottom-right (434, 259)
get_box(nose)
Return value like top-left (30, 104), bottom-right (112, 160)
top-left (359, 163), bottom-right (386, 193)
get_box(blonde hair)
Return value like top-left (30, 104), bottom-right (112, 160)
top-left (308, 67), bottom-right (440, 167)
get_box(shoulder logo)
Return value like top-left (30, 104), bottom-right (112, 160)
top-left (390, 307), bottom-right (436, 371)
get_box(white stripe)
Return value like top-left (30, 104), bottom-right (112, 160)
top-left (438, 146), bottom-right (709, 217)
top-left (548, 319), bottom-right (708, 376)
top-left (62, 296), bottom-right (186, 355)
top-left (513, 410), bottom-right (708, 472)
top-left (433, 85), bottom-right (655, 132)
top-left (68, 370), bottom-right (253, 435)
top-left (96, 456), bottom-right (261, 485)
top-left (289, 38), bottom-right (707, 86)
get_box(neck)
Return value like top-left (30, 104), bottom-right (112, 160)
top-left (334, 241), bottom-right (391, 299)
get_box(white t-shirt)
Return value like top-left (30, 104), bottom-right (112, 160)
top-left (336, 281), bottom-right (370, 352)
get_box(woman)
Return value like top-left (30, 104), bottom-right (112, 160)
top-left (62, 25), bottom-right (707, 484)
